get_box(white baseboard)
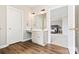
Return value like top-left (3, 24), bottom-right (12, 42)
top-left (21, 39), bottom-right (31, 42)
top-left (0, 39), bottom-right (31, 49)
top-left (32, 41), bottom-right (46, 46)
top-left (0, 44), bottom-right (9, 49)
top-left (50, 42), bottom-right (68, 48)
top-left (38, 43), bottom-right (46, 46)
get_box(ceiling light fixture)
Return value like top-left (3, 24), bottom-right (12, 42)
top-left (41, 9), bottom-right (45, 11)
top-left (32, 12), bottom-right (35, 14)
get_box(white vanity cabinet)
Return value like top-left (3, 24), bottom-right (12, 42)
top-left (32, 13), bottom-right (48, 46)
top-left (32, 31), bottom-right (44, 46)
top-left (32, 31), bottom-right (48, 46)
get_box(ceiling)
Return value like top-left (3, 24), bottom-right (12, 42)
top-left (10, 5), bottom-right (59, 10)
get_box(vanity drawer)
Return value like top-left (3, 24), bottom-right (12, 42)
top-left (32, 31), bottom-right (43, 44)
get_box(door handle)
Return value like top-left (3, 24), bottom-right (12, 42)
top-left (69, 28), bottom-right (78, 31)
top-left (9, 28), bottom-right (12, 30)
top-left (69, 28), bottom-right (75, 30)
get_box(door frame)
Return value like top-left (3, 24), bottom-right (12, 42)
top-left (68, 5), bottom-right (75, 54)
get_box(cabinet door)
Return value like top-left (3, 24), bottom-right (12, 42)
top-left (32, 31), bottom-right (44, 45)
top-left (0, 6), bottom-right (6, 46)
top-left (43, 31), bottom-right (48, 44)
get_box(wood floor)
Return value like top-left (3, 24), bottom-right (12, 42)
top-left (0, 40), bottom-right (69, 54)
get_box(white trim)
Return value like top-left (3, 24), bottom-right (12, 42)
top-left (21, 38), bottom-right (31, 42)
top-left (68, 5), bottom-right (75, 54)
top-left (39, 43), bottom-right (46, 46)
top-left (32, 41), bottom-right (46, 46)
top-left (51, 42), bottom-right (68, 48)
top-left (0, 39), bottom-right (31, 49)
top-left (21, 10), bottom-right (24, 42)
top-left (47, 9), bottom-right (51, 43)
top-left (0, 44), bottom-right (9, 49)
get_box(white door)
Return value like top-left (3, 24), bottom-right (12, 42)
top-left (68, 6), bottom-right (75, 54)
top-left (7, 6), bottom-right (22, 44)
